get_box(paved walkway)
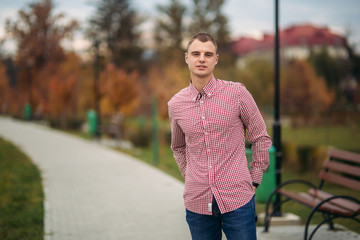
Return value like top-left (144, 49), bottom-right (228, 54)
top-left (0, 116), bottom-right (359, 240)
top-left (0, 117), bottom-right (188, 240)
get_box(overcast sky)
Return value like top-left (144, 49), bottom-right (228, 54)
top-left (1, 0), bottom-right (360, 54)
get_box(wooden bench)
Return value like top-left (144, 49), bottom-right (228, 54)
top-left (263, 147), bottom-right (360, 240)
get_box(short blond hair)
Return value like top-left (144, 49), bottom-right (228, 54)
top-left (186, 32), bottom-right (218, 53)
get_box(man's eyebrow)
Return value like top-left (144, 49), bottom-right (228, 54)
top-left (190, 51), bottom-right (214, 54)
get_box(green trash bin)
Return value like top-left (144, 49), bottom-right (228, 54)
top-left (87, 110), bottom-right (98, 137)
top-left (24, 103), bottom-right (31, 121)
top-left (246, 145), bottom-right (276, 203)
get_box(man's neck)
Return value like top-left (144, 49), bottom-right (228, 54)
top-left (191, 75), bottom-right (212, 92)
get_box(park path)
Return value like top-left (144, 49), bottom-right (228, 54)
top-left (0, 117), bottom-right (189, 240)
top-left (1, 116), bottom-right (359, 240)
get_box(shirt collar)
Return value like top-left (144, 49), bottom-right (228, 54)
top-left (189, 76), bottom-right (217, 102)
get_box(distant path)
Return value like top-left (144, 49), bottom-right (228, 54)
top-left (0, 117), bottom-right (189, 240)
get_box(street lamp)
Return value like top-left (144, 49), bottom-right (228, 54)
top-left (93, 39), bottom-right (101, 139)
top-left (273, 0), bottom-right (282, 216)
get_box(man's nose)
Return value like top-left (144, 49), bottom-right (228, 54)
top-left (199, 54), bottom-right (205, 62)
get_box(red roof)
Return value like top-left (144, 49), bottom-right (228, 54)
top-left (231, 24), bottom-right (346, 56)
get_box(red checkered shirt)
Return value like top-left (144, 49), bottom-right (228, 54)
top-left (168, 76), bottom-right (272, 215)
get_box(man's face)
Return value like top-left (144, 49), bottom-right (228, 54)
top-left (185, 39), bottom-right (218, 80)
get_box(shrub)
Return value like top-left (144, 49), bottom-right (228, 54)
top-left (282, 142), bottom-right (327, 173)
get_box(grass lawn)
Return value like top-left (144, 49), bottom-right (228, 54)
top-left (281, 122), bottom-right (360, 152)
top-left (0, 137), bottom-right (44, 240)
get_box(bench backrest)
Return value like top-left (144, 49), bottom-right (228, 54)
top-left (318, 148), bottom-right (360, 191)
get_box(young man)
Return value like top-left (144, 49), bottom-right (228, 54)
top-left (168, 32), bottom-right (272, 240)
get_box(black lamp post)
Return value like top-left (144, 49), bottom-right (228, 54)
top-left (273, 0), bottom-right (282, 216)
top-left (93, 39), bottom-right (101, 139)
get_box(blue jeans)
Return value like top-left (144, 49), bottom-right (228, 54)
top-left (186, 196), bottom-right (257, 240)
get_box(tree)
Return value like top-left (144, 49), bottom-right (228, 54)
top-left (5, 0), bottom-right (78, 114)
top-left (344, 38), bottom-right (360, 107)
top-left (47, 52), bottom-right (81, 128)
top-left (149, 63), bottom-right (189, 118)
top-left (281, 60), bottom-right (334, 124)
top-left (0, 61), bottom-right (10, 114)
top-left (88, 0), bottom-right (143, 71)
top-left (308, 47), bottom-right (342, 89)
top-left (187, 0), bottom-right (234, 69)
top-left (189, 0), bottom-right (230, 52)
top-left (99, 63), bottom-right (140, 117)
top-left (154, 0), bottom-right (187, 63)
top-left (344, 31), bottom-right (360, 81)
top-left (234, 58), bottom-right (274, 112)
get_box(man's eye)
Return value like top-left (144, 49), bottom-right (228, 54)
top-left (206, 53), bottom-right (213, 57)
top-left (193, 53), bottom-right (199, 56)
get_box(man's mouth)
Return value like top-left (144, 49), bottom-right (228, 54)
top-left (196, 65), bottom-right (207, 69)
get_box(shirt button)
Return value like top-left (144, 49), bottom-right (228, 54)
top-left (207, 149), bottom-right (211, 152)
top-left (200, 101), bottom-right (204, 104)
top-left (202, 116), bottom-right (205, 119)
top-left (209, 165), bottom-right (212, 168)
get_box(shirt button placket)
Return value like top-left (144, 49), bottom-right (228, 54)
top-left (200, 98), bottom-right (215, 191)
top-left (204, 132), bottom-right (213, 189)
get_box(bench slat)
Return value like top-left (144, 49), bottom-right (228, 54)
top-left (266, 148), bottom-right (360, 235)
top-left (308, 189), bottom-right (360, 213)
top-left (319, 171), bottom-right (360, 191)
top-left (322, 160), bottom-right (360, 178)
top-left (278, 189), bottom-right (315, 208)
top-left (297, 192), bottom-right (355, 216)
top-left (278, 189), bottom-right (354, 216)
top-left (328, 148), bottom-right (360, 164)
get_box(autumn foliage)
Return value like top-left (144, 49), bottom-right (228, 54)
top-left (4, 0), bottom-right (78, 120)
top-left (281, 60), bottom-right (334, 121)
top-left (47, 53), bottom-right (81, 126)
top-left (100, 63), bottom-right (140, 117)
top-left (1, 0), bottom-right (358, 132)
top-left (0, 62), bottom-right (11, 113)
top-left (149, 63), bottom-right (189, 118)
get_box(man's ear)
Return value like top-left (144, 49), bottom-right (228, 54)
top-left (185, 52), bottom-right (188, 64)
top-left (215, 54), bottom-right (219, 65)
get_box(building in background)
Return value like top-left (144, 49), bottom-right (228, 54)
top-left (231, 24), bottom-right (347, 68)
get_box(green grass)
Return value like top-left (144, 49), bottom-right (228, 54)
top-left (281, 123), bottom-right (360, 152)
top-left (0, 137), bottom-right (44, 240)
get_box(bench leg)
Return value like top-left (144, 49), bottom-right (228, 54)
top-left (264, 195), bottom-right (291, 232)
top-left (264, 189), bottom-right (276, 232)
top-left (305, 214), bottom-right (339, 240)
top-left (306, 195), bottom-right (360, 240)
top-left (263, 188), bottom-right (282, 232)
top-left (322, 212), bottom-right (335, 230)
top-left (263, 179), bottom-right (317, 233)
